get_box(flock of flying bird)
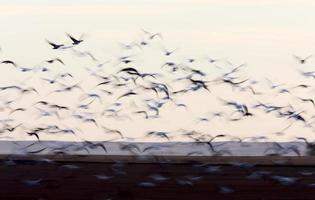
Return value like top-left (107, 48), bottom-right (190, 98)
top-left (2, 30), bottom-right (315, 196)
top-left (0, 30), bottom-right (315, 158)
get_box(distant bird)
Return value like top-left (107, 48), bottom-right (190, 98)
top-left (149, 174), bottom-right (170, 182)
top-left (134, 111), bottom-right (149, 119)
top-left (219, 186), bottom-right (235, 194)
top-left (287, 111), bottom-right (306, 123)
top-left (161, 62), bottom-right (176, 68)
top-left (220, 98), bottom-right (253, 117)
top-left (299, 70), bottom-right (315, 79)
top-left (206, 57), bottom-right (220, 63)
top-left (41, 77), bottom-right (60, 85)
top-left (138, 182), bottom-right (156, 188)
top-left (96, 80), bottom-right (111, 87)
top-left (221, 77), bottom-right (248, 87)
top-left (94, 174), bottom-right (113, 180)
top-left (140, 39), bottom-right (148, 46)
top-left (296, 137), bottom-right (315, 155)
top-left (27, 131), bottom-right (40, 141)
top-left (27, 147), bottom-right (48, 154)
top-left (142, 143), bottom-right (171, 152)
top-left (117, 91), bottom-right (137, 100)
top-left (71, 49), bottom-right (97, 61)
top-left (187, 58), bottom-right (195, 63)
top-left (149, 33), bottom-right (163, 40)
top-left (142, 29), bottom-right (163, 40)
top-left (83, 141), bottom-right (107, 153)
top-left (188, 78), bottom-right (210, 91)
top-left (207, 134), bottom-right (227, 152)
top-left (119, 42), bottom-right (141, 50)
top-left (66, 33), bottom-right (84, 45)
top-left (2, 123), bottom-right (22, 132)
top-left (175, 178), bottom-right (194, 186)
top-left (53, 82), bottom-right (83, 93)
top-left (101, 126), bottom-right (124, 139)
top-left (118, 59), bottom-right (134, 65)
top-left (46, 58), bottom-right (65, 65)
top-left (0, 85), bottom-right (38, 95)
top-left (271, 175), bottom-right (298, 186)
top-left (80, 93), bottom-right (102, 103)
top-left (296, 97), bottom-right (315, 107)
top-left (222, 64), bottom-right (246, 77)
top-left (120, 143), bottom-right (141, 153)
top-left (162, 48), bottom-right (177, 56)
top-left (22, 178), bottom-right (42, 187)
top-left (146, 131), bottom-right (170, 140)
top-left (46, 39), bottom-right (64, 49)
top-left (294, 54), bottom-right (313, 64)
top-left (49, 104), bottom-right (70, 110)
top-left (17, 66), bottom-right (33, 73)
top-left (9, 108), bottom-right (26, 115)
top-left (1, 60), bottom-right (17, 67)
top-left (291, 84), bottom-right (310, 89)
top-left (60, 164), bottom-right (80, 170)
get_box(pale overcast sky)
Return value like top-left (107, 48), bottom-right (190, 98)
top-left (1, 0), bottom-right (315, 74)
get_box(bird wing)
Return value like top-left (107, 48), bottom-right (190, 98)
top-left (66, 33), bottom-right (78, 42)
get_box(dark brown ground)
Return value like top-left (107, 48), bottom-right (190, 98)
top-left (1, 156), bottom-right (315, 200)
